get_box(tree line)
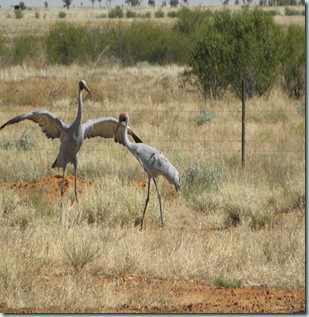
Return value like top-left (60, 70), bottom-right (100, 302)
top-left (0, 7), bottom-right (304, 100)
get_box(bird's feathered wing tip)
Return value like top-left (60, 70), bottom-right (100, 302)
top-left (174, 173), bottom-right (180, 191)
top-left (131, 132), bottom-right (143, 144)
top-left (175, 180), bottom-right (180, 192)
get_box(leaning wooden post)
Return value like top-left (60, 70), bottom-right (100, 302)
top-left (241, 80), bottom-right (246, 169)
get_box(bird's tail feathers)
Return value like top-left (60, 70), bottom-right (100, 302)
top-left (51, 158), bottom-right (59, 168)
top-left (131, 132), bottom-right (143, 143)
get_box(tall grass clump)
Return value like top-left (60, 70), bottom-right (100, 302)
top-left (10, 34), bottom-right (44, 65)
top-left (63, 235), bottom-right (100, 273)
top-left (0, 33), bottom-right (9, 66)
top-left (3, 130), bottom-right (37, 151)
top-left (81, 25), bottom-right (115, 63)
top-left (110, 20), bottom-right (189, 65)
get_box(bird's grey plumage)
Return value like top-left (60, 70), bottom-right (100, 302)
top-left (83, 117), bottom-right (142, 144)
top-left (0, 110), bottom-right (66, 140)
top-left (0, 81), bottom-right (142, 223)
top-left (132, 143), bottom-right (180, 191)
top-left (114, 111), bottom-right (180, 229)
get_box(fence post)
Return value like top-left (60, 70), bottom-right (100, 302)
top-left (241, 80), bottom-right (246, 169)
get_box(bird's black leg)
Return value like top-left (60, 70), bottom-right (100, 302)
top-left (72, 156), bottom-right (81, 225)
top-left (153, 178), bottom-right (163, 227)
top-left (140, 177), bottom-right (151, 230)
top-left (72, 156), bottom-right (79, 204)
top-left (60, 165), bottom-right (67, 224)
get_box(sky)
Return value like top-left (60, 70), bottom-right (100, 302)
top-left (0, 0), bottom-right (223, 8)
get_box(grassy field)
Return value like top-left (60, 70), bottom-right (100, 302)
top-left (0, 6), bottom-right (305, 312)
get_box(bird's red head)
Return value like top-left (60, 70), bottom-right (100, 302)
top-left (119, 112), bottom-right (127, 122)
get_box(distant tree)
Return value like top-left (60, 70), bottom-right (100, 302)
top-left (125, 0), bottom-right (141, 6)
top-left (63, 0), bottom-right (72, 9)
top-left (90, 0), bottom-right (95, 6)
top-left (106, 0), bottom-right (114, 8)
top-left (19, 1), bottom-right (26, 9)
top-left (44, 1), bottom-right (48, 8)
top-left (170, 0), bottom-right (178, 6)
top-left (161, 0), bottom-right (167, 6)
top-left (223, 0), bottom-right (229, 4)
top-left (98, 0), bottom-right (102, 7)
top-left (148, 0), bottom-right (155, 6)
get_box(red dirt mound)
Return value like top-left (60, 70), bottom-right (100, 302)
top-left (0, 174), bottom-right (87, 202)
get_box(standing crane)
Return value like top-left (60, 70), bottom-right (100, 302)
top-left (114, 111), bottom-right (180, 229)
top-left (0, 80), bottom-right (142, 223)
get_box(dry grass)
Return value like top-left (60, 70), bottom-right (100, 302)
top-left (0, 7), bottom-right (305, 311)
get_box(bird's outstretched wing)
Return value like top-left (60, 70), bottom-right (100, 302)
top-left (0, 110), bottom-right (67, 139)
top-left (83, 117), bottom-right (142, 144)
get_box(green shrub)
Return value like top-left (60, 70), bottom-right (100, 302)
top-left (3, 130), bottom-right (37, 151)
top-left (154, 9), bottom-right (164, 18)
top-left (108, 6), bottom-right (124, 18)
top-left (194, 108), bottom-right (216, 125)
top-left (282, 25), bottom-right (305, 99)
top-left (285, 6), bottom-right (304, 16)
top-left (189, 8), bottom-right (284, 99)
top-left (184, 162), bottom-right (224, 195)
top-left (188, 29), bottom-right (232, 99)
top-left (81, 25), bottom-right (115, 63)
top-left (126, 9), bottom-right (137, 18)
top-left (167, 10), bottom-right (177, 17)
top-left (46, 21), bottom-right (86, 65)
top-left (58, 11), bottom-right (66, 18)
top-left (266, 9), bottom-right (280, 16)
top-left (213, 277), bottom-right (242, 289)
top-left (14, 10), bottom-right (23, 19)
top-left (229, 9), bottom-right (284, 98)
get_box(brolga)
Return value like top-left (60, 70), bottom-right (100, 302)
top-left (0, 81), bottom-right (142, 223)
top-left (114, 111), bottom-right (180, 229)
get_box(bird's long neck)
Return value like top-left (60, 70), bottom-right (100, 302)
top-left (75, 87), bottom-right (83, 125)
top-left (123, 115), bottom-right (135, 153)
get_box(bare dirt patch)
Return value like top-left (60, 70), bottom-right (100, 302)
top-left (1, 275), bottom-right (305, 313)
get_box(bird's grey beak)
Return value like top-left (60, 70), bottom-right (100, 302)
top-left (84, 85), bottom-right (92, 96)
